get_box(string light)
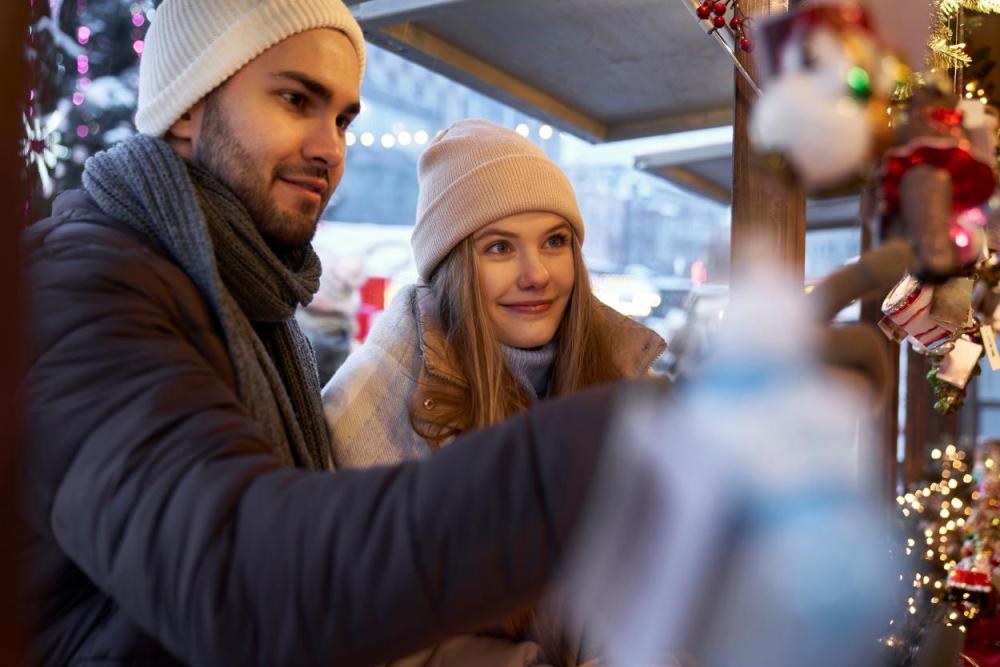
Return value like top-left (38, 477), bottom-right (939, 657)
top-left (883, 443), bottom-right (983, 655)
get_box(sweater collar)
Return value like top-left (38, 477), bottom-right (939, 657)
top-left (501, 343), bottom-right (556, 399)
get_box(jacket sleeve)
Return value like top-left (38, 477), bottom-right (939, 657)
top-left (22, 228), bottom-right (618, 667)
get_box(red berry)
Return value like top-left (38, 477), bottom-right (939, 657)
top-left (713, 15), bottom-right (726, 27)
top-left (713, 1), bottom-right (728, 14)
top-left (696, 4), bottom-right (711, 19)
top-left (740, 36), bottom-right (753, 52)
top-left (730, 16), bottom-right (742, 28)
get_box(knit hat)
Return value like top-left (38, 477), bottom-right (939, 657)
top-left (411, 119), bottom-right (585, 280)
top-left (135, 0), bottom-right (366, 137)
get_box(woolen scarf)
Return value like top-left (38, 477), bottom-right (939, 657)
top-left (83, 134), bottom-right (331, 470)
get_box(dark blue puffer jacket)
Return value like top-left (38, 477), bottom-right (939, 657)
top-left (19, 190), bottom-right (620, 667)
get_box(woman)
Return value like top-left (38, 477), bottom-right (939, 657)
top-left (323, 119), bottom-right (666, 666)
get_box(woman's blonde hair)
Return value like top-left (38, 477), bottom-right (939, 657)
top-left (411, 231), bottom-right (623, 446)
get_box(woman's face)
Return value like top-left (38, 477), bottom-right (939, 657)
top-left (472, 211), bottom-right (576, 349)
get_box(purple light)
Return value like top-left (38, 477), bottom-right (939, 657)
top-left (77, 125), bottom-right (89, 139)
top-left (132, 13), bottom-right (145, 27)
top-left (72, 92), bottom-right (85, 106)
top-left (77, 26), bottom-right (91, 44)
top-left (133, 40), bottom-right (145, 55)
top-left (77, 77), bottom-right (91, 90)
top-left (29, 89), bottom-right (36, 101)
top-left (77, 55), bottom-right (89, 74)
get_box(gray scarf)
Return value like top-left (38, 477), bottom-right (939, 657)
top-left (82, 134), bottom-right (331, 470)
top-left (502, 343), bottom-right (555, 400)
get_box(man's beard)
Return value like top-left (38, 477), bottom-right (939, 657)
top-left (194, 95), bottom-right (328, 251)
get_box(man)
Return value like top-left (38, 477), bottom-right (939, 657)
top-left (20, 1), bottom-right (626, 665)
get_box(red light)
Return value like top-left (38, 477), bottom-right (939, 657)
top-left (691, 260), bottom-right (708, 287)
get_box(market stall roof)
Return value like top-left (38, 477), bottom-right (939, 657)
top-left (348, 0), bottom-right (735, 143)
top-left (632, 130), bottom-right (861, 228)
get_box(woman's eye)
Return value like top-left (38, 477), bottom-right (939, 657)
top-left (485, 241), bottom-right (511, 255)
top-left (545, 234), bottom-right (569, 248)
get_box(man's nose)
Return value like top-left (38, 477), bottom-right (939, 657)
top-left (304, 120), bottom-right (345, 170)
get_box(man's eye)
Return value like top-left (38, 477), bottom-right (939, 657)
top-left (281, 92), bottom-right (307, 108)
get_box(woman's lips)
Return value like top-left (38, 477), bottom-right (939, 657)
top-left (500, 300), bottom-right (553, 315)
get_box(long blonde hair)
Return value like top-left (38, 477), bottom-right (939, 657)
top-left (411, 232), bottom-right (623, 446)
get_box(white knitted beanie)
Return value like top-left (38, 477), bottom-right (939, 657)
top-left (135, 0), bottom-right (366, 137)
top-left (412, 119), bottom-right (584, 280)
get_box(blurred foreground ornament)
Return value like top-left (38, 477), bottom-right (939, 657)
top-left (566, 266), bottom-right (893, 667)
top-left (21, 104), bottom-right (70, 199)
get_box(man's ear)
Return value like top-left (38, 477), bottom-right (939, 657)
top-left (164, 101), bottom-right (205, 159)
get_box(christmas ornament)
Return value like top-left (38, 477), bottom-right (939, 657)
top-left (21, 103), bottom-right (69, 199)
top-left (880, 78), bottom-right (997, 282)
top-left (929, 336), bottom-right (983, 414)
top-left (881, 275), bottom-right (950, 349)
top-left (749, 1), bottom-right (910, 191)
top-left (693, 0), bottom-right (752, 52)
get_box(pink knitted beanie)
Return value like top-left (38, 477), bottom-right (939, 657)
top-left (411, 119), bottom-right (584, 280)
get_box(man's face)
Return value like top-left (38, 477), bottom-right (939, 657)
top-left (190, 29), bottom-right (360, 250)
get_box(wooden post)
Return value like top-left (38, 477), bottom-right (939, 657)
top-left (730, 0), bottom-right (806, 282)
top-left (1, 1), bottom-right (27, 663)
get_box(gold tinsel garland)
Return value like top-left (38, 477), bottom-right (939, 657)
top-left (930, 0), bottom-right (1000, 70)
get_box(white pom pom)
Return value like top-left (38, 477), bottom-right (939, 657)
top-left (751, 74), bottom-right (872, 190)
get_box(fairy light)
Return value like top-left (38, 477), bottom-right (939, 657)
top-left (884, 443), bottom-right (985, 652)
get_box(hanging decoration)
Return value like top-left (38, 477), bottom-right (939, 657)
top-left (694, 0), bottom-right (752, 52)
top-left (748, 2), bottom-right (910, 191)
top-left (929, 0), bottom-right (1000, 72)
top-left (877, 74), bottom-right (1000, 416)
top-left (684, 0), bottom-right (760, 94)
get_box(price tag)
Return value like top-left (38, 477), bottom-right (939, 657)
top-left (981, 324), bottom-right (1000, 371)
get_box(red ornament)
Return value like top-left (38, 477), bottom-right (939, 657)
top-left (740, 36), bottom-right (753, 52)
top-left (696, 4), bottom-right (712, 19)
top-left (730, 16), bottom-right (743, 28)
top-left (882, 143), bottom-right (996, 214)
top-left (713, 15), bottom-right (726, 28)
top-left (713, 1), bottom-right (728, 14)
